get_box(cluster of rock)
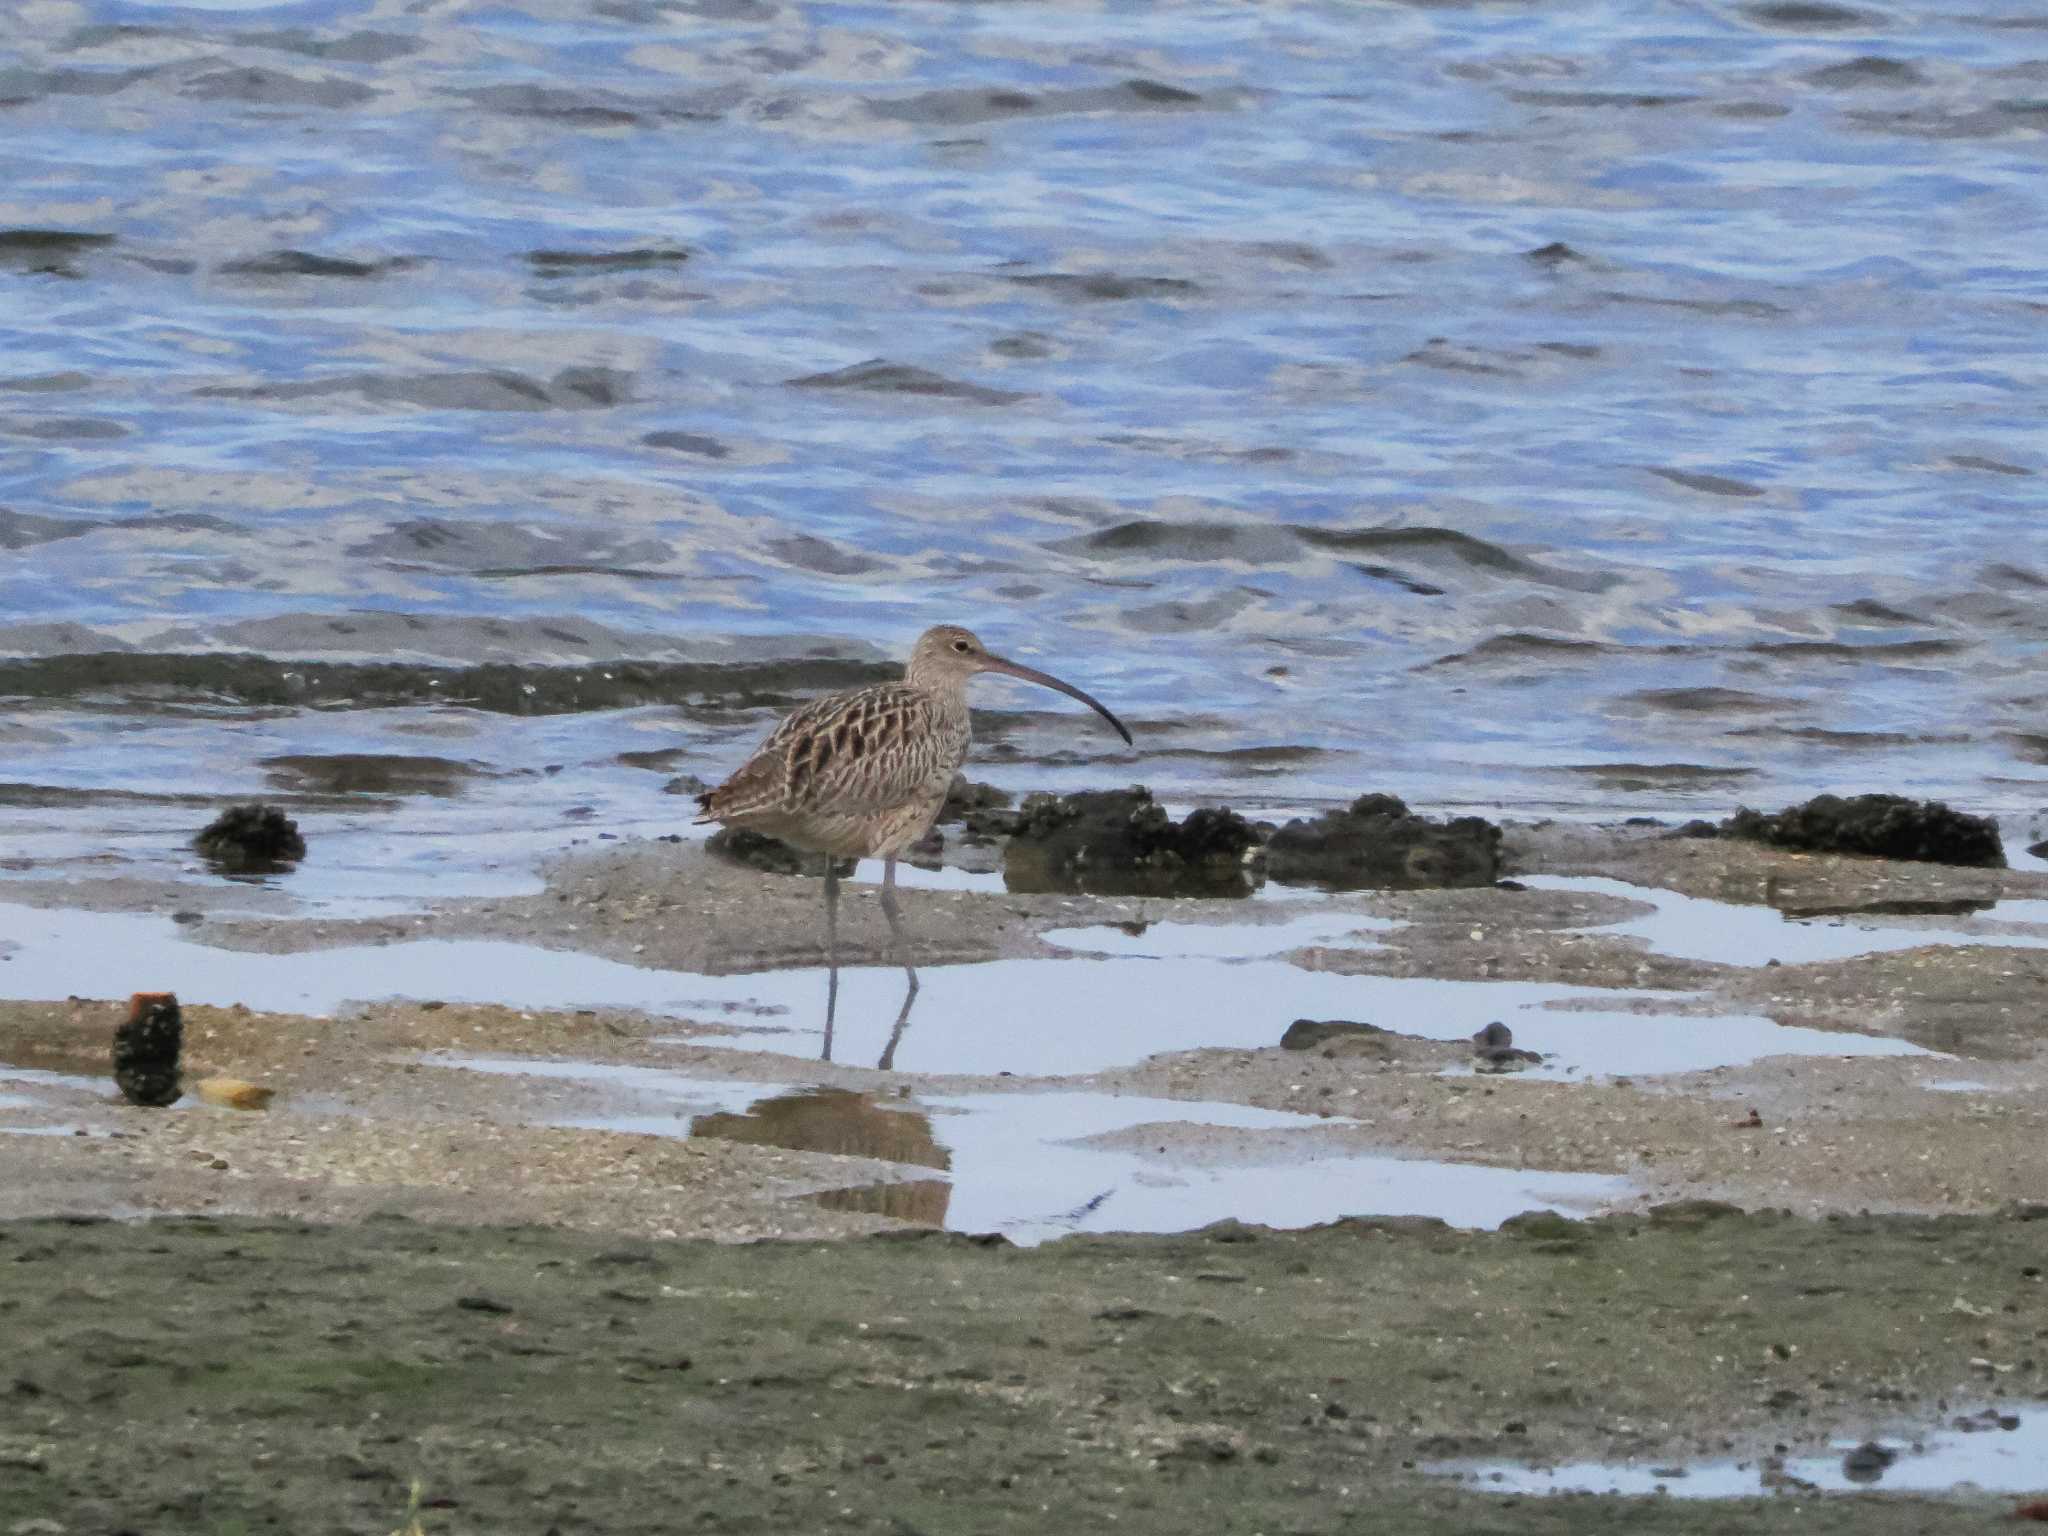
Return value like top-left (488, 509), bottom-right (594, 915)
top-left (698, 778), bottom-right (2009, 896)
top-left (193, 803), bottom-right (306, 875)
top-left (1709, 792), bottom-right (2005, 868)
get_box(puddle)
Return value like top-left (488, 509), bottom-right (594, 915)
top-left (1922, 1079), bottom-right (1996, 1093)
top-left (1775, 898), bottom-right (1993, 919)
top-left (1044, 911), bottom-right (1388, 958)
top-left (0, 903), bottom-right (1926, 1079)
top-left (1528, 876), bottom-right (2048, 967)
top-left (1437, 1409), bottom-right (2048, 1497)
top-left (1981, 898), bottom-right (2048, 928)
top-left (663, 963), bottom-right (1924, 1078)
top-left (428, 1062), bottom-right (1626, 1243)
top-left (1435, 1007), bottom-right (1927, 1082)
top-left (852, 859), bottom-right (1004, 894)
top-left (0, 1065), bottom-right (112, 1094)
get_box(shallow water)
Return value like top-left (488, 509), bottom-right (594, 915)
top-left (3, 0), bottom-right (2048, 846)
top-left (0, 892), bottom-right (1944, 1078)
top-left (430, 1065), bottom-right (1627, 1242)
top-left (1530, 874), bottom-right (2048, 967)
top-left (1438, 1409), bottom-right (2048, 1498)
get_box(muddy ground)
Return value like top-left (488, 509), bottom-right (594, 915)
top-left (3, 822), bottom-right (2047, 1530)
top-left (2, 1209), bottom-right (2044, 1534)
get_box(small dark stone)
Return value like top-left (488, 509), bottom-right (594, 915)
top-left (706, 826), bottom-right (852, 879)
top-left (1003, 786), bottom-right (1260, 896)
top-left (1673, 819), bottom-right (1721, 839)
top-left (1264, 793), bottom-right (1502, 890)
top-left (1470, 1019), bottom-right (1542, 1071)
top-left (1721, 794), bottom-right (2004, 867)
top-left (193, 803), bottom-right (306, 875)
top-left (1280, 1018), bottom-right (1390, 1052)
top-left (1524, 241), bottom-right (1587, 266)
top-left (2027, 839), bottom-right (2048, 861)
top-left (113, 992), bottom-right (182, 1107)
top-left (660, 774), bottom-right (710, 797)
top-left (455, 1295), bottom-right (513, 1314)
top-left (1841, 1440), bottom-right (1897, 1482)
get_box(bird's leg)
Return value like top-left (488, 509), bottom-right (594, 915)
top-left (879, 856), bottom-right (920, 995)
top-left (877, 982), bottom-right (917, 1072)
top-left (821, 855), bottom-right (840, 1063)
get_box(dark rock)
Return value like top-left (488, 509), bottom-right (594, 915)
top-left (1673, 819), bottom-right (1722, 839)
top-left (113, 992), bottom-right (181, 1107)
top-left (660, 774), bottom-right (711, 797)
top-left (1280, 1018), bottom-right (1390, 1053)
top-left (1721, 794), bottom-right (2004, 867)
top-left (193, 803), bottom-right (305, 875)
top-left (1471, 1020), bottom-right (1542, 1072)
top-left (903, 825), bottom-right (945, 869)
top-left (1841, 1440), bottom-right (1897, 1483)
top-left (938, 774), bottom-right (1012, 824)
top-left (2028, 839), bottom-right (2048, 861)
top-left (706, 826), bottom-right (851, 879)
top-left (1002, 786), bottom-right (1261, 896)
top-left (1264, 794), bottom-right (1502, 890)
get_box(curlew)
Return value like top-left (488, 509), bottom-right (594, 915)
top-left (695, 624), bottom-right (1131, 1054)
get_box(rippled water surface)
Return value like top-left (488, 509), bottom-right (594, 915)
top-left (4, 0), bottom-right (2047, 833)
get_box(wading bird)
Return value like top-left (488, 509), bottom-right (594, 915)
top-left (695, 624), bottom-right (1132, 1061)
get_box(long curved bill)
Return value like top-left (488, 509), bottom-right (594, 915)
top-left (984, 654), bottom-right (1134, 746)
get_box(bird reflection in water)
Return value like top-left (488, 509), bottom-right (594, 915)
top-left (690, 1086), bottom-right (952, 1227)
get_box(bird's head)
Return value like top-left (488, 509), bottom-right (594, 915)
top-left (905, 624), bottom-right (1132, 745)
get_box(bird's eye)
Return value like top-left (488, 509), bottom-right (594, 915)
top-left (952, 640), bottom-right (971, 653)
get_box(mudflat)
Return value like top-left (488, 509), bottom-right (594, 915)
top-left (2, 1208), bottom-right (2043, 1534)
top-left (2, 822), bottom-right (2046, 1530)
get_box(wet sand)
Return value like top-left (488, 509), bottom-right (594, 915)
top-left (3, 823), bottom-right (2047, 1526)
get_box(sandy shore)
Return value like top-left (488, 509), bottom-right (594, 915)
top-left (3, 821), bottom-right (2046, 1527)
top-left (4, 825), bottom-right (2045, 1231)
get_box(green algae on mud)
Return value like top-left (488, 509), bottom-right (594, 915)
top-left (3, 1208), bottom-right (2041, 1533)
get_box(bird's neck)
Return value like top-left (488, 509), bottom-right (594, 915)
top-left (902, 666), bottom-right (973, 728)
top-left (903, 656), bottom-right (962, 693)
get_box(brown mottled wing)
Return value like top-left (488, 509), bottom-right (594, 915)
top-left (696, 683), bottom-right (959, 823)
